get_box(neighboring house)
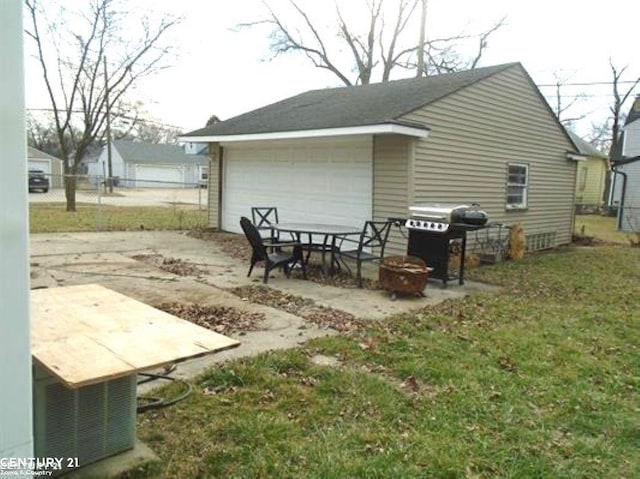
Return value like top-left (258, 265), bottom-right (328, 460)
top-left (89, 140), bottom-right (208, 188)
top-left (566, 131), bottom-right (608, 211)
top-left (182, 62), bottom-right (582, 253)
top-left (27, 146), bottom-right (64, 188)
top-left (609, 96), bottom-right (640, 232)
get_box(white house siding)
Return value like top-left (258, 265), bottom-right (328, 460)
top-left (622, 120), bottom-right (640, 156)
top-left (95, 147), bottom-right (126, 183)
top-left (134, 164), bottom-right (184, 187)
top-left (611, 120), bottom-right (640, 232)
top-left (612, 161), bottom-right (640, 231)
top-left (400, 66), bottom-right (577, 248)
top-left (372, 134), bottom-right (413, 255)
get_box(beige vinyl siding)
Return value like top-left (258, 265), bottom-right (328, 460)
top-left (400, 65), bottom-right (577, 247)
top-left (207, 143), bottom-right (221, 228)
top-left (575, 156), bottom-right (608, 206)
top-left (372, 135), bottom-right (412, 255)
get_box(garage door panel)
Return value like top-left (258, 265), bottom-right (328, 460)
top-left (222, 140), bottom-right (372, 232)
top-left (135, 165), bottom-right (183, 188)
top-left (29, 159), bottom-right (51, 174)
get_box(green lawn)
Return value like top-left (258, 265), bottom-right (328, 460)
top-left (29, 203), bottom-right (206, 233)
top-left (133, 245), bottom-right (639, 478)
top-left (574, 214), bottom-right (635, 244)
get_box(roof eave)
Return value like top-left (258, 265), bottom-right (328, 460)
top-left (566, 152), bottom-right (588, 161)
top-left (179, 122), bottom-right (430, 143)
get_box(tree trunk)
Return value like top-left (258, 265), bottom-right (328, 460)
top-left (64, 174), bottom-right (77, 212)
top-left (63, 160), bottom-right (78, 212)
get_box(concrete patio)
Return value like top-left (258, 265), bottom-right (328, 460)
top-left (29, 230), bottom-right (498, 380)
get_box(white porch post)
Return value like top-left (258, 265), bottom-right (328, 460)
top-left (0, 0), bottom-right (34, 474)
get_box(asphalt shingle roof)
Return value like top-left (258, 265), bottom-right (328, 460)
top-left (113, 140), bottom-right (206, 164)
top-left (28, 147), bottom-right (61, 161)
top-left (566, 131), bottom-right (606, 158)
top-left (624, 96), bottom-right (640, 126)
top-left (184, 63), bottom-right (520, 137)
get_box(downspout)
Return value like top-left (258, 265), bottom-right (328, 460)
top-left (610, 164), bottom-right (628, 230)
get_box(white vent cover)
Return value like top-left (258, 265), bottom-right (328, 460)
top-left (32, 364), bottom-right (136, 476)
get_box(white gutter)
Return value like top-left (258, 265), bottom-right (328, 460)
top-left (566, 152), bottom-right (587, 161)
top-left (179, 123), bottom-right (430, 143)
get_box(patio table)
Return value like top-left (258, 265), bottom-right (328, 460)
top-left (273, 222), bottom-right (361, 275)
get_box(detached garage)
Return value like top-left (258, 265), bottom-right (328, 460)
top-left (92, 140), bottom-right (207, 188)
top-left (182, 63), bottom-right (581, 253)
top-left (28, 147), bottom-right (64, 189)
top-left (220, 137), bottom-right (373, 231)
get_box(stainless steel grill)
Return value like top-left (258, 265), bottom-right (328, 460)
top-left (401, 203), bottom-right (489, 287)
top-left (405, 203), bottom-right (489, 232)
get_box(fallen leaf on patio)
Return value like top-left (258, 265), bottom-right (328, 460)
top-left (156, 302), bottom-right (265, 335)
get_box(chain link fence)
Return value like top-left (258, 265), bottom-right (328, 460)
top-left (619, 205), bottom-right (640, 233)
top-left (28, 174), bottom-right (209, 233)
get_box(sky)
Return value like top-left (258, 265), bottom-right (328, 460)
top-left (23, 0), bottom-right (640, 139)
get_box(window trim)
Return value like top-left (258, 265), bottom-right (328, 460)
top-left (506, 163), bottom-right (529, 210)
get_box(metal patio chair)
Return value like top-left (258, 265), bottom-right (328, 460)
top-left (251, 207), bottom-right (280, 244)
top-left (336, 220), bottom-right (393, 287)
top-left (240, 216), bottom-right (306, 284)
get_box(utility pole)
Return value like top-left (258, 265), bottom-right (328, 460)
top-left (103, 55), bottom-right (113, 193)
top-left (416, 0), bottom-right (427, 77)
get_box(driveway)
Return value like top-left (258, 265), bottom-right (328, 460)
top-left (29, 187), bottom-right (205, 208)
top-left (29, 230), bottom-right (497, 380)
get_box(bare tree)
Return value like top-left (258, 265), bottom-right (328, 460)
top-left (609, 59), bottom-right (640, 159)
top-left (26, 112), bottom-right (69, 159)
top-left (598, 59), bottom-right (640, 211)
top-left (586, 119), bottom-right (613, 154)
top-left (206, 114), bottom-right (221, 126)
top-left (25, 0), bottom-right (180, 211)
top-left (550, 72), bottom-right (588, 127)
top-left (114, 120), bottom-right (183, 144)
top-left (418, 16), bottom-right (506, 75)
top-left (245, 0), bottom-right (505, 85)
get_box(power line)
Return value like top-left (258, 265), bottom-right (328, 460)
top-left (537, 79), bottom-right (640, 88)
top-left (25, 107), bottom-right (187, 130)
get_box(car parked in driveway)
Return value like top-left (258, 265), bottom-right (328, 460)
top-left (28, 169), bottom-right (49, 193)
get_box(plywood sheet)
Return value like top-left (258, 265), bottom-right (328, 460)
top-left (31, 284), bottom-right (240, 388)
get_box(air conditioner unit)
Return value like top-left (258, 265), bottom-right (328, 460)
top-left (32, 363), bottom-right (137, 476)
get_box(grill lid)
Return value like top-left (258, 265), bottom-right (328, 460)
top-left (409, 203), bottom-right (489, 226)
top-left (409, 203), bottom-right (469, 221)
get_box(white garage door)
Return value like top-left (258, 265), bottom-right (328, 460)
top-left (135, 165), bottom-right (183, 188)
top-left (221, 137), bottom-right (373, 233)
top-left (28, 159), bottom-right (51, 175)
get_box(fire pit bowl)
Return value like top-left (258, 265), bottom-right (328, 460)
top-left (379, 255), bottom-right (432, 300)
